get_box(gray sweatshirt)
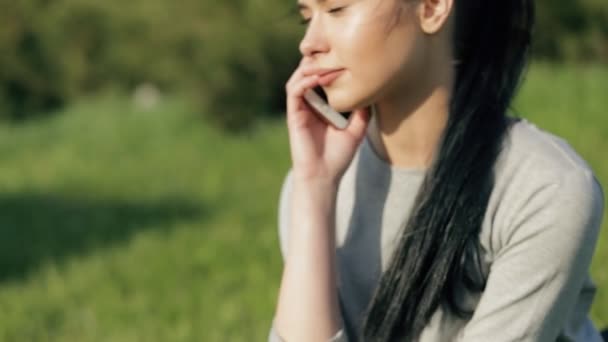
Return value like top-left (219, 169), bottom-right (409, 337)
top-left (268, 116), bottom-right (605, 341)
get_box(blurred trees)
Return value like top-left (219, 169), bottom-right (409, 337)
top-left (535, 0), bottom-right (607, 61)
top-left (0, 0), bottom-right (303, 131)
top-left (0, 0), bottom-right (606, 131)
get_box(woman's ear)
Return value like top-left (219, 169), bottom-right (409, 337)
top-left (417, 0), bottom-right (454, 35)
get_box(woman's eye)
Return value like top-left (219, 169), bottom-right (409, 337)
top-left (298, 7), bottom-right (346, 26)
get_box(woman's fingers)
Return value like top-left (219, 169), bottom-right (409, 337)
top-left (286, 74), bottom-right (321, 122)
top-left (286, 64), bottom-right (323, 90)
top-left (345, 107), bottom-right (372, 140)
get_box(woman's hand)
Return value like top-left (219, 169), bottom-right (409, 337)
top-left (285, 58), bottom-right (372, 185)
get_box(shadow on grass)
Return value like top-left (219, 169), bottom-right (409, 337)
top-left (0, 192), bottom-right (208, 283)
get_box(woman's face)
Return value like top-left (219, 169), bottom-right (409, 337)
top-left (298, 0), bottom-right (427, 112)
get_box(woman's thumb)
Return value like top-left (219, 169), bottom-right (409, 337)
top-left (346, 106), bottom-right (372, 140)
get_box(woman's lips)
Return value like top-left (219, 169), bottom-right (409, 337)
top-left (318, 69), bottom-right (345, 86)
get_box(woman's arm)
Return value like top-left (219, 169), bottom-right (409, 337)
top-left (272, 55), bottom-right (370, 341)
top-left (459, 170), bottom-right (604, 341)
top-left (272, 176), bottom-right (345, 342)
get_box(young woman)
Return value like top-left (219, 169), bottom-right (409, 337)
top-left (269, 0), bottom-right (605, 341)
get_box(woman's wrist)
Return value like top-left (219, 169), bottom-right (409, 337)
top-left (292, 171), bottom-right (341, 192)
top-left (291, 178), bottom-right (340, 216)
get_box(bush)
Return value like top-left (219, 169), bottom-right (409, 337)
top-left (0, 0), bottom-right (305, 132)
top-left (533, 0), bottom-right (608, 61)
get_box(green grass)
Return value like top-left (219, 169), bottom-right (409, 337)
top-left (0, 62), bottom-right (607, 340)
top-left (0, 96), bottom-right (291, 341)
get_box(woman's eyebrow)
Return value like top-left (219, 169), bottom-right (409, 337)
top-left (297, 0), bottom-right (329, 10)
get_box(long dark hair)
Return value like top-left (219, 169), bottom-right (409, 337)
top-left (360, 1), bottom-right (535, 341)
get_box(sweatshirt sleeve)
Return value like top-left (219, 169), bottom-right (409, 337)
top-left (459, 170), bottom-right (604, 341)
top-left (268, 169), bottom-right (348, 342)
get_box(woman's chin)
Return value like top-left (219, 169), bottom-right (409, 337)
top-left (325, 90), bottom-right (359, 113)
top-left (328, 99), bottom-right (367, 114)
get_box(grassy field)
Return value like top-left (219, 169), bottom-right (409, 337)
top-left (0, 63), bottom-right (606, 341)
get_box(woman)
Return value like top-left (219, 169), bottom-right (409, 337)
top-left (269, 0), bottom-right (605, 341)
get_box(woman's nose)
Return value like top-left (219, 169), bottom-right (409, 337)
top-left (298, 19), bottom-right (330, 57)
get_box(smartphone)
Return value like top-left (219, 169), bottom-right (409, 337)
top-left (303, 86), bottom-right (351, 130)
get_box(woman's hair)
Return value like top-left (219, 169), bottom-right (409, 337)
top-left (360, 1), bottom-right (535, 341)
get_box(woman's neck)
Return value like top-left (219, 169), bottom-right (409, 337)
top-left (366, 66), bottom-right (453, 171)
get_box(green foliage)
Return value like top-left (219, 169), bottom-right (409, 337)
top-left (534, 0), bottom-right (608, 61)
top-left (0, 0), bottom-right (305, 131)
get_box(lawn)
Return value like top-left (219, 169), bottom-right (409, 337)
top-left (0, 62), bottom-right (606, 341)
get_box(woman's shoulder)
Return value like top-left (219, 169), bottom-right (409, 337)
top-left (500, 116), bottom-right (598, 180)
top-left (493, 116), bottom-right (604, 208)
top-left (483, 115), bottom-right (604, 256)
